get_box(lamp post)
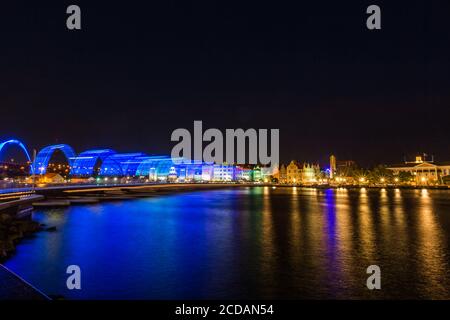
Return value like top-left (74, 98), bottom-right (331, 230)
top-left (31, 149), bottom-right (36, 193)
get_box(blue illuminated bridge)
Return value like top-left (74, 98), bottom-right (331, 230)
top-left (0, 139), bottom-right (211, 181)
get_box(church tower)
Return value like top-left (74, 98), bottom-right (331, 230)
top-left (330, 155), bottom-right (337, 179)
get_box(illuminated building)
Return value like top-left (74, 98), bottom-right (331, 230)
top-left (38, 173), bottom-right (65, 184)
top-left (260, 166), bottom-right (274, 181)
top-left (287, 161), bottom-right (301, 184)
top-left (201, 164), bottom-right (214, 181)
top-left (34, 144), bottom-right (76, 175)
top-left (330, 155), bottom-right (336, 178)
top-left (236, 166), bottom-right (252, 181)
top-left (98, 153), bottom-right (155, 177)
top-left (278, 164), bottom-right (287, 183)
top-left (252, 166), bottom-right (262, 182)
top-left (387, 155), bottom-right (450, 185)
top-left (213, 164), bottom-right (236, 181)
top-left (135, 156), bottom-right (175, 181)
top-left (71, 149), bottom-right (116, 176)
top-left (285, 161), bottom-right (319, 184)
top-left (301, 163), bottom-right (319, 183)
top-left (0, 139), bottom-right (272, 183)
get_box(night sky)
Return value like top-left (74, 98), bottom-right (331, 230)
top-left (1, 1), bottom-right (450, 167)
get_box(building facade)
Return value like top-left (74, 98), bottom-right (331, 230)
top-left (284, 161), bottom-right (320, 184)
top-left (278, 164), bottom-right (287, 183)
top-left (387, 156), bottom-right (450, 185)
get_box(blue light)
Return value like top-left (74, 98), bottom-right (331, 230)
top-left (134, 156), bottom-right (173, 178)
top-left (71, 149), bottom-right (116, 176)
top-left (34, 144), bottom-right (76, 175)
top-left (1, 139), bottom-right (227, 181)
top-left (99, 153), bottom-right (147, 177)
top-left (0, 139), bottom-right (32, 162)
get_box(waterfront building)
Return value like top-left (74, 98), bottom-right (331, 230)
top-left (260, 166), bottom-right (274, 182)
top-left (286, 161), bottom-right (301, 184)
top-left (71, 149), bottom-right (116, 176)
top-left (177, 161), bottom-right (205, 182)
top-left (387, 155), bottom-right (450, 185)
top-left (201, 164), bottom-right (214, 181)
top-left (213, 164), bottom-right (236, 181)
top-left (135, 156), bottom-right (175, 181)
top-left (301, 163), bottom-right (319, 183)
top-left (236, 166), bottom-right (252, 181)
top-left (0, 139), bottom-right (288, 184)
top-left (38, 173), bottom-right (65, 184)
top-left (285, 161), bottom-right (320, 184)
top-left (330, 155), bottom-right (336, 178)
top-left (252, 166), bottom-right (262, 182)
top-left (270, 164), bottom-right (279, 181)
top-left (278, 164), bottom-right (287, 183)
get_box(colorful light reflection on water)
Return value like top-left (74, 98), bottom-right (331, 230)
top-left (4, 187), bottom-right (450, 299)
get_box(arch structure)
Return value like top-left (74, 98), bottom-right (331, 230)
top-left (135, 156), bottom-right (174, 180)
top-left (71, 149), bottom-right (116, 176)
top-left (0, 139), bottom-right (32, 163)
top-left (99, 153), bottom-right (147, 177)
top-left (34, 144), bottom-right (76, 175)
top-left (135, 157), bottom-right (206, 181)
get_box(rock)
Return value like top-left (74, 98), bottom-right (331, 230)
top-left (4, 239), bottom-right (15, 252)
top-left (0, 209), bottom-right (42, 260)
top-left (0, 213), bottom-right (13, 224)
top-left (15, 220), bottom-right (41, 233)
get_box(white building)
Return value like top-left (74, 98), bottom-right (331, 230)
top-left (213, 164), bottom-right (235, 181)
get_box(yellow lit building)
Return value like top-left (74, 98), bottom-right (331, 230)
top-left (285, 161), bottom-right (320, 184)
top-left (330, 154), bottom-right (336, 178)
top-left (278, 164), bottom-right (287, 183)
top-left (286, 161), bottom-right (301, 184)
top-left (387, 155), bottom-right (450, 185)
top-left (38, 173), bottom-right (65, 184)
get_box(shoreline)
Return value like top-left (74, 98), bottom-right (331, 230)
top-left (0, 213), bottom-right (41, 262)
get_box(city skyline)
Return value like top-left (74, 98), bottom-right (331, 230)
top-left (0, 135), bottom-right (448, 170)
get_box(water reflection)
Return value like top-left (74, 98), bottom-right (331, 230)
top-left (416, 189), bottom-right (448, 298)
top-left (4, 187), bottom-right (450, 299)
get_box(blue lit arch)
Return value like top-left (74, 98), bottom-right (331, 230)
top-left (0, 139), bottom-right (33, 173)
top-left (135, 156), bottom-right (171, 176)
top-left (135, 156), bottom-right (188, 180)
top-left (34, 144), bottom-right (76, 175)
top-left (0, 139), bottom-right (32, 163)
top-left (99, 153), bottom-right (146, 177)
top-left (71, 149), bottom-right (116, 176)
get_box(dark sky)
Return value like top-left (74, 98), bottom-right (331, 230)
top-left (1, 1), bottom-right (450, 167)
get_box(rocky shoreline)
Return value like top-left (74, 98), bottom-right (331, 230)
top-left (0, 212), bottom-right (41, 261)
